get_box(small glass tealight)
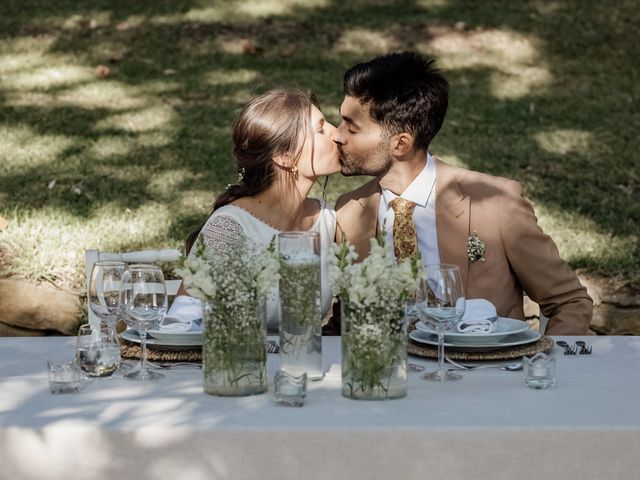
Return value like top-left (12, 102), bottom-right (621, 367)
top-left (47, 361), bottom-right (84, 394)
top-left (273, 370), bottom-right (307, 407)
top-left (523, 352), bottom-right (555, 389)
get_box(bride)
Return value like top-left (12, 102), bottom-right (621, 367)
top-left (184, 89), bottom-right (340, 331)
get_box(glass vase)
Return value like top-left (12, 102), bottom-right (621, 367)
top-left (202, 301), bottom-right (267, 396)
top-left (278, 231), bottom-right (323, 381)
top-left (341, 302), bottom-right (407, 400)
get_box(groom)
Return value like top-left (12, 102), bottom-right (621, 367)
top-left (332, 51), bottom-right (592, 335)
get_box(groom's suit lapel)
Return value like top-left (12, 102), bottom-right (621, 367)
top-left (435, 159), bottom-right (470, 288)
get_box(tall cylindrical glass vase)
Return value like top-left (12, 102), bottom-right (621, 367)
top-left (202, 301), bottom-right (268, 396)
top-left (341, 301), bottom-right (407, 400)
top-left (278, 231), bottom-right (323, 381)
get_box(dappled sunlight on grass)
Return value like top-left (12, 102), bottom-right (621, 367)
top-left (533, 129), bottom-right (593, 156)
top-left (0, 65), bottom-right (95, 91)
top-left (0, 204), bottom-right (176, 291)
top-left (416, 0), bottom-right (450, 7)
top-left (56, 82), bottom-right (150, 110)
top-left (419, 28), bottom-right (551, 99)
top-left (177, 190), bottom-right (214, 213)
top-left (0, 125), bottom-right (77, 171)
top-left (147, 169), bottom-right (202, 197)
top-left (205, 69), bottom-right (260, 86)
top-left (536, 204), bottom-right (638, 271)
top-left (333, 28), bottom-right (400, 55)
top-left (88, 135), bottom-right (135, 160)
top-left (94, 105), bottom-right (178, 133)
top-left (180, 0), bottom-right (328, 22)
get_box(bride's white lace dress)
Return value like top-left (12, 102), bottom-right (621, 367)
top-left (195, 198), bottom-right (336, 331)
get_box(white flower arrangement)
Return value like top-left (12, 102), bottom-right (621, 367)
top-left (176, 236), bottom-right (280, 392)
top-left (330, 235), bottom-right (422, 399)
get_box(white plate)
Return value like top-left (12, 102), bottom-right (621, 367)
top-left (147, 329), bottom-right (202, 343)
top-left (121, 329), bottom-right (202, 351)
top-left (415, 317), bottom-right (529, 344)
top-left (409, 328), bottom-right (541, 352)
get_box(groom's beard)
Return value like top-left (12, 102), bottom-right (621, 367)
top-left (338, 138), bottom-right (392, 177)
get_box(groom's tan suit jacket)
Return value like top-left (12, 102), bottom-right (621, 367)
top-left (335, 158), bottom-right (592, 335)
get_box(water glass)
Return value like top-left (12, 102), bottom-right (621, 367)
top-left (76, 324), bottom-right (121, 377)
top-left (47, 361), bottom-right (83, 394)
top-left (278, 231), bottom-right (323, 381)
top-left (119, 263), bottom-right (167, 381)
top-left (273, 370), bottom-right (307, 407)
top-left (523, 352), bottom-right (556, 389)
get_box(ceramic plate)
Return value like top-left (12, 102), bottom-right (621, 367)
top-left (409, 328), bottom-right (541, 352)
top-left (147, 329), bottom-right (202, 343)
top-left (121, 329), bottom-right (202, 351)
top-left (415, 317), bottom-right (530, 344)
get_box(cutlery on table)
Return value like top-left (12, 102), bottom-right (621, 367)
top-left (408, 363), bottom-right (425, 372)
top-left (574, 341), bottom-right (593, 355)
top-left (555, 341), bottom-right (578, 355)
top-left (445, 355), bottom-right (523, 371)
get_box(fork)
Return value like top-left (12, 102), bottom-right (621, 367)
top-left (575, 341), bottom-right (593, 355)
top-left (556, 341), bottom-right (578, 355)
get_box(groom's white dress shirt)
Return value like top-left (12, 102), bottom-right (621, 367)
top-left (378, 153), bottom-right (440, 266)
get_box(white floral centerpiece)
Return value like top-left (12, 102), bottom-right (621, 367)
top-left (330, 236), bottom-right (422, 400)
top-left (176, 237), bottom-right (279, 396)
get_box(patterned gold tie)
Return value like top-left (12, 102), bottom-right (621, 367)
top-left (389, 197), bottom-right (418, 259)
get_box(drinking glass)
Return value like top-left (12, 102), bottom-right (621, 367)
top-left (89, 261), bottom-right (126, 329)
top-left (416, 264), bottom-right (466, 382)
top-left (119, 264), bottom-right (167, 381)
top-left (76, 323), bottom-right (121, 378)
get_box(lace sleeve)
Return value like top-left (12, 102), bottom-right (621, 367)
top-left (200, 214), bottom-right (247, 253)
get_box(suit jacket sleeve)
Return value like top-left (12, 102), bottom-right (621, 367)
top-left (498, 180), bottom-right (593, 334)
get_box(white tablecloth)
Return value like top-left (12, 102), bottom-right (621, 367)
top-left (1, 335), bottom-right (639, 480)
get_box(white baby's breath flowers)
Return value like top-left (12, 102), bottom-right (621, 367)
top-left (176, 236), bottom-right (280, 389)
top-left (330, 234), bottom-right (422, 398)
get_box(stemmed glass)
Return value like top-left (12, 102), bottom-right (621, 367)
top-left (89, 261), bottom-right (127, 329)
top-left (416, 264), bottom-right (466, 382)
top-left (119, 264), bottom-right (167, 381)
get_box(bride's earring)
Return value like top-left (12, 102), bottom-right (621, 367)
top-left (289, 164), bottom-right (299, 180)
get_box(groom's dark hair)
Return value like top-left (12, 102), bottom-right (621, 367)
top-left (344, 51), bottom-right (448, 150)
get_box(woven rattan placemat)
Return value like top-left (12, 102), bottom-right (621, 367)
top-left (120, 342), bottom-right (202, 362)
top-left (408, 334), bottom-right (554, 361)
top-left (406, 319), bottom-right (554, 360)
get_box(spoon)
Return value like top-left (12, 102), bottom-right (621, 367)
top-left (445, 356), bottom-right (523, 371)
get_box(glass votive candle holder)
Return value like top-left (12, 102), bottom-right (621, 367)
top-left (523, 352), bottom-right (556, 389)
top-left (47, 361), bottom-right (83, 394)
top-left (273, 370), bottom-right (307, 407)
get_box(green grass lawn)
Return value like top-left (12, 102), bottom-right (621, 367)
top-left (1, 0), bottom-right (638, 297)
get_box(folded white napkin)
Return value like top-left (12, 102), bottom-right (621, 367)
top-left (160, 295), bottom-right (203, 332)
top-left (457, 299), bottom-right (498, 334)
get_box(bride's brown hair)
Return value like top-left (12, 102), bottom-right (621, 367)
top-left (185, 88), bottom-right (319, 254)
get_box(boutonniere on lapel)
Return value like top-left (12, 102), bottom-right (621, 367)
top-left (467, 231), bottom-right (486, 263)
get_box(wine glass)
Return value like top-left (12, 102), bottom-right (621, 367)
top-left (416, 264), bottom-right (466, 382)
top-left (119, 264), bottom-right (167, 381)
top-left (89, 261), bottom-right (126, 329)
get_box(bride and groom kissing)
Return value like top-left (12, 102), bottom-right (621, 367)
top-left (186, 51), bottom-right (592, 336)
